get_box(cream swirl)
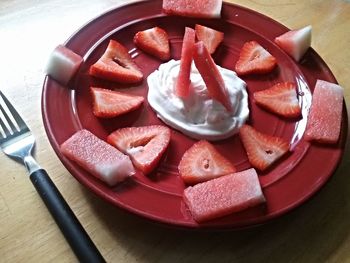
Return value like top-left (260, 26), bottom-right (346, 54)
top-left (147, 60), bottom-right (249, 141)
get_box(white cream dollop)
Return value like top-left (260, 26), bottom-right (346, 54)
top-left (147, 59), bottom-right (249, 141)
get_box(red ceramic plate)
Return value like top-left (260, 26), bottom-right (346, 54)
top-left (42, 0), bottom-right (347, 229)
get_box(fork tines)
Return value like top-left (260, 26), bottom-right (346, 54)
top-left (0, 90), bottom-right (28, 139)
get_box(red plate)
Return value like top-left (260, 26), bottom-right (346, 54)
top-left (42, 0), bottom-right (348, 229)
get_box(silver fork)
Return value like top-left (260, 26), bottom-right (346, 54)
top-left (0, 90), bottom-right (105, 263)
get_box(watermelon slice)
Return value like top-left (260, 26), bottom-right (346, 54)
top-left (183, 168), bottom-right (266, 223)
top-left (60, 129), bottom-right (135, 186)
top-left (46, 44), bottom-right (83, 86)
top-left (162, 0), bottom-right (222, 18)
top-left (193, 41), bottom-right (232, 112)
top-left (274, 25), bottom-right (312, 62)
top-left (175, 27), bottom-right (196, 98)
top-left (304, 80), bottom-right (344, 144)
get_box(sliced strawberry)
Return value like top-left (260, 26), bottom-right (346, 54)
top-left (89, 40), bottom-right (143, 83)
top-left (133, 27), bottom-right (170, 61)
top-left (253, 82), bottom-right (301, 118)
top-left (107, 125), bottom-right (171, 175)
top-left (239, 125), bottom-right (289, 171)
top-left (178, 140), bottom-right (236, 185)
top-left (193, 41), bottom-right (232, 112)
top-left (195, 24), bottom-right (224, 54)
top-left (275, 25), bottom-right (312, 62)
top-left (235, 41), bottom-right (277, 76)
top-left (175, 27), bottom-right (196, 98)
top-left (90, 87), bottom-right (144, 118)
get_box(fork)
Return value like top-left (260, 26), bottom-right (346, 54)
top-left (0, 90), bottom-right (105, 263)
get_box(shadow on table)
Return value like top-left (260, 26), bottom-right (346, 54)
top-left (82, 123), bottom-right (350, 263)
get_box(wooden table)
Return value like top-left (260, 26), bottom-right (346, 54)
top-left (1, 0), bottom-right (349, 262)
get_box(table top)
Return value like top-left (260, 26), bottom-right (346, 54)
top-left (1, 0), bottom-right (349, 262)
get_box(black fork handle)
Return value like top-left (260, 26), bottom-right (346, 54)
top-left (30, 169), bottom-right (105, 263)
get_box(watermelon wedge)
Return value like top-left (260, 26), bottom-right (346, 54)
top-left (193, 41), bottom-right (232, 112)
top-left (60, 129), bottom-right (135, 186)
top-left (274, 25), bottom-right (312, 62)
top-left (162, 0), bottom-right (222, 18)
top-left (175, 27), bottom-right (196, 98)
top-left (183, 168), bottom-right (265, 223)
top-left (304, 80), bottom-right (344, 144)
top-left (46, 45), bottom-right (83, 86)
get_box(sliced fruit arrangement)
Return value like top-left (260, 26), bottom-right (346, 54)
top-left (89, 40), bottom-right (143, 83)
top-left (46, 44), bottom-right (83, 86)
top-left (253, 82), bottom-right (301, 118)
top-left (195, 24), bottom-right (224, 54)
top-left (239, 125), bottom-right (289, 171)
top-left (193, 41), bottom-right (232, 111)
top-left (175, 27), bottom-right (196, 98)
top-left (107, 125), bottom-right (171, 175)
top-left (90, 87), bottom-right (144, 118)
top-left (275, 25), bottom-right (312, 62)
top-left (235, 41), bottom-right (277, 76)
top-left (178, 140), bottom-right (236, 184)
top-left (53, 5), bottom-right (345, 226)
top-left (183, 168), bottom-right (266, 222)
top-left (162, 0), bottom-right (223, 18)
top-left (60, 129), bottom-right (135, 186)
top-left (133, 26), bottom-right (170, 61)
top-left (304, 80), bottom-right (344, 144)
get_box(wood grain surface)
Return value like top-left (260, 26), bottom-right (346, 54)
top-left (0, 0), bottom-right (349, 262)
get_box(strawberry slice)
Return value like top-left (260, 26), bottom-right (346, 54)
top-left (90, 87), bottom-right (144, 118)
top-left (107, 125), bottom-right (171, 175)
top-left (275, 25), bottom-right (312, 62)
top-left (253, 82), bottom-right (301, 118)
top-left (133, 27), bottom-right (170, 61)
top-left (235, 41), bottom-right (277, 76)
top-left (89, 40), bottom-right (143, 83)
top-left (193, 41), bottom-right (232, 112)
top-left (175, 27), bottom-right (196, 98)
top-left (195, 24), bottom-right (224, 54)
top-left (239, 125), bottom-right (289, 171)
top-left (178, 140), bottom-right (236, 184)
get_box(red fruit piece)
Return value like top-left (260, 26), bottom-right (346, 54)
top-left (90, 87), bottom-right (144, 118)
top-left (235, 41), bottom-right (277, 76)
top-left (304, 80), bottom-right (344, 144)
top-left (46, 44), bottom-right (83, 86)
top-left (107, 125), bottom-right (171, 175)
top-left (195, 24), bottom-right (224, 54)
top-left (183, 168), bottom-right (266, 223)
top-left (133, 27), bottom-right (170, 61)
top-left (275, 25), bottom-right (312, 62)
top-left (89, 40), bottom-right (143, 83)
top-left (162, 0), bottom-right (222, 19)
top-left (60, 129), bottom-right (135, 186)
top-left (193, 41), bottom-right (232, 112)
top-left (239, 125), bottom-right (289, 171)
top-left (175, 27), bottom-right (196, 98)
top-left (178, 140), bottom-right (236, 185)
top-left (253, 82), bottom-right (301, 118)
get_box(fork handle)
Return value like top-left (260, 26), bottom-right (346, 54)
top-left (30, 169), bottom-right (106, 263)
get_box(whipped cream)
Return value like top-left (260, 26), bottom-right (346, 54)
top-left (147, 60), bottom-right (249, 141)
